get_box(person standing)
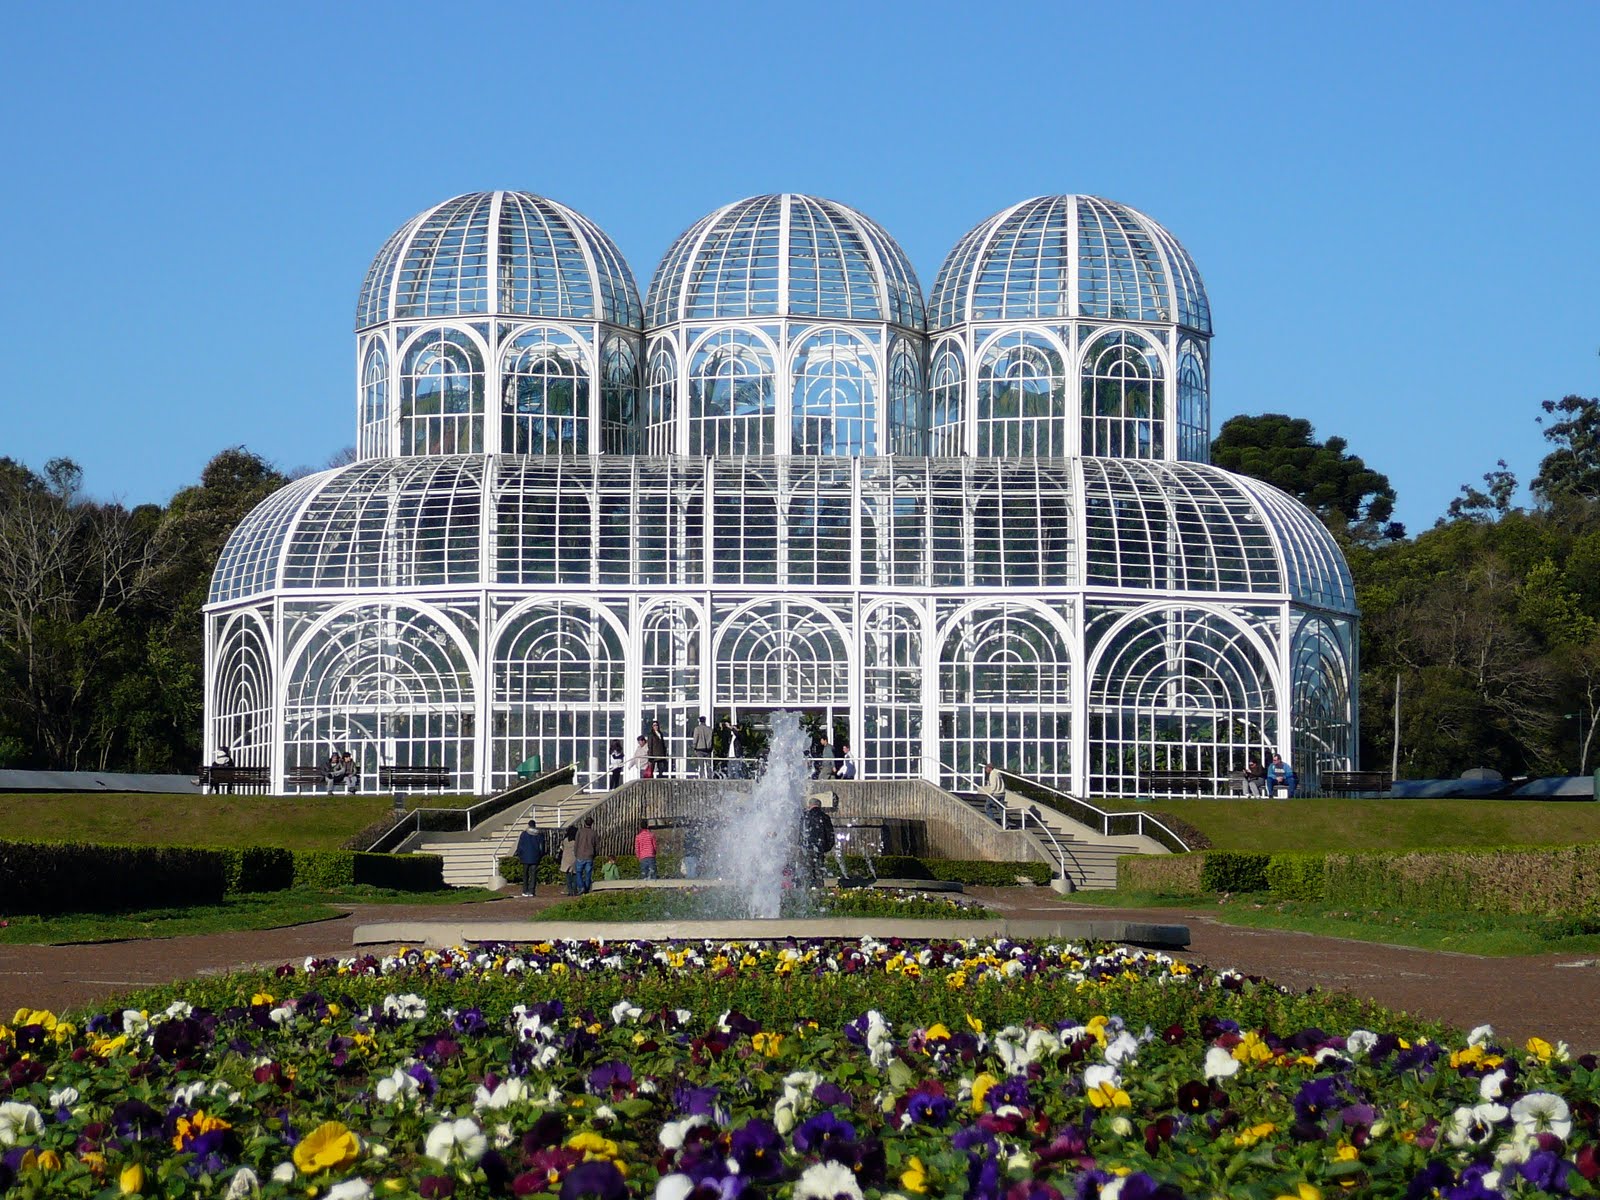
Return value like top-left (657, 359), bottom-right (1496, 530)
top-left (574, 816), bottom-right (598, 894)
top-left (691, 715), bottom-right (714, 777)
top-left (836, 742), bottom-right (857, 780)
top-left (628, 734), bottom-right (652, 779)
top-left (814, 734), bottom-right (836, 780)
top-left (800, 798), bottom-right (835, 888)
top-left (634, 819), bottom-right (658, 880)
top-left (559, 826), bottom-right (578, 896)
top-left (724, 719), bottom-right (746, 779)
top-left (646, 720), bottom-right (668, 779)
top-left (608, 739), bottom-right (626, 789)
top-left (514, 820), bottom-right (547, 896)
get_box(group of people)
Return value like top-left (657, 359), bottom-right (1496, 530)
top-left (608, 716), bottom-right (759, 786)
top-left (324, 749), bottom-right (359, 794)
top-left (1241, 753), bottom-right (1298, 797)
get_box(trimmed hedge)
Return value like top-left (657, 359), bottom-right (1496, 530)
top-left (0, 839), bottom-right (443, 916)
top-left (500, 853), bottom-right (1051, 888)
top-left (1118, 843), bottom-right (1600, 919)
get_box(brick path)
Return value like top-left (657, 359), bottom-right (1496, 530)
top-left (1, 888), bottom-right (1595, 1053)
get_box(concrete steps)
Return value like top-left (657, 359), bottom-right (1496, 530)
top-left (413, 783), bottom-right (601, 889)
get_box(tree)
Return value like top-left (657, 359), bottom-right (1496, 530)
top-left (1446, 460), bottom-right (1518, 523)
top-left (1533, 394), bottom-right (1600, 505)
top-left (1211, 413), bottom-right (1402, 539)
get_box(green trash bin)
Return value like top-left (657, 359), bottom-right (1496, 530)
top-left (516, 755), bottom-right (542, 779)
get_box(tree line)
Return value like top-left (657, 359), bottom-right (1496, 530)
top-left (3, 398), bottom-right (1598, 780)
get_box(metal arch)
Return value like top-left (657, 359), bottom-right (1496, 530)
top-left (1082, 598), bottom-right (1285, 702)
top-left (710, 593), bottom-right (855, 664)
top-left (931, 593), bottom-right (1077, 655)
top-left (487, 592), bottom-right (631, 663)
top-left (1232, 475), bottom-right (1357, 612)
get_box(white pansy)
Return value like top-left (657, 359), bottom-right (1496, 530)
top-left (1345, 1029), bottom-right (1377, 1057)
top-left (424, 1117), bottom-right (488, 1165)
top-left (1313, 1047), bottom-right (1349, 1066)
top-left (774, 1096), bottom-right (798, 1135)
top-left (638, 1080), bottom-right (658, 1095)
top-left (1510, 1092), bottom-right (1572, 1139)
top-left (656, 1174), bottom-right (696, 1200)
top-left (225, 1167), bottom-right (260, 1198)
top-left (1467, 1024), bottom-right (1495, 1047)
top-left (326, 1181), bottom-right (373, 1200)
top-left (610, 1000), bottom-right (642, 1025)
top-left (1108, 1116), bottom-right (1135, 1138)
top-left (0, 1102), bottom-right (43, 1146)
top-left (794, 1160), bottom-right (865, 1200)
top-left (375, 1068), bottom-right (420, 1105)
top-left (474, 1077), bottom-right (529, 1110)
top-left (660, 1115), bottom-right (709, 1150)
top-left (271, 1162), bottom-right (297, 1183)
top-left (1443, 1103), bottom-right (1507, 1148)
top-left (1203, 1046), bottom-right (1240, 1081)
top-left (383, 993), bottom-right (427, 1020)
top-left (674, 1009), bottom-right (693, 1025)
top-left (174, 1081), bottom-right (207, 1105)
top-left (268, 1004), bottom-right (296, 1026)
top-left (163, 1001), bottom-right (194, 1019)
top-left (1083, 1064), bottom-right (1121, 1092)
top-left (1480, 1069), bottom-right (1508, 1100)
top-left (122, 1010), bottom-right (150, 1037)
top-left (1104, 1031), bottom-right (1140, 1065)
top-left (594, 1104), bottom-right (616, 1123)
top-left (493, 1123), bottom-right (515, 1149)
top-left (48, 1086), bottom-right (79, 1108)
top-left (1495, 1132), bottom-right (1535, 1166)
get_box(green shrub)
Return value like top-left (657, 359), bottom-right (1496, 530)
top-left (292, 850), bottom-right (443, 891)
top-left (1199, 851), bottom-right (1270, 893)
top-left (0, 840), bottom-right (230, 915)
top-left (219, 846), bottom-right (296, 894)
top-left (1264, 853), bottom-right (1326, 901)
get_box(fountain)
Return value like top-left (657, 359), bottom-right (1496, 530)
top-left (706, 710), bottom-right (811, 918)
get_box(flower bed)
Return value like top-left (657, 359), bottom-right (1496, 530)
top-left (0, 939), bottom-right (1595, 1197)
top-left (534, 889), bottom-right (989, 923)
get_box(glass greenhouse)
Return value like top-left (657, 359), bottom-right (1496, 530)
top-left (206, 191), bottom-right (1358, 797)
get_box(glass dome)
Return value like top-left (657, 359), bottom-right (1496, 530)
top-left (929, 196), bottom-right (1210, 333)
top-left (355, 191), bottom-right (642, 330)
top-left (645, 194), bottom-right (925, 329)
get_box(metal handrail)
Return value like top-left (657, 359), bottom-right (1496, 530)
top-left (1018, 803), bottom-right (1074, 887)
top-left (998, 772), bottom-right (1190, 854)
top-left (365, 762), bottom-right (576, 853)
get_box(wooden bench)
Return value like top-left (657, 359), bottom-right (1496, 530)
top-left (378, 765), bottom-right (453, 791)
top-left (198, 764), bottom-right (270, 791)
top-left (285, 766), bottom-right (337, 790)
top-left (1139, 770), bottom-right (1215, 795)
top-left (1320, 770), bottom-right (1393, 796)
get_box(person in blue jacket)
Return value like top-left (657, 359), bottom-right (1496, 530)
top-left (513, 820), bottom-right (547, 896)
top-left (1265, 753), bottom-right (1298, 798)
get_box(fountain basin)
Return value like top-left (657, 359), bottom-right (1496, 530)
top-left (350, 916), bottom-right (1190, 950)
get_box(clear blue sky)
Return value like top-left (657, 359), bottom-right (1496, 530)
top-left (3, 1), bottom-right (1595, 532)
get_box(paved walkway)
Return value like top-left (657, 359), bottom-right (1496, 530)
top-left (1, 888), bottom-right (1595, 1053)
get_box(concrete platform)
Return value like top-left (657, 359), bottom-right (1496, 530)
top-left (351, 916), bottom-right (1189, 950)
top-left (586, 876), bottom-right (965, 894)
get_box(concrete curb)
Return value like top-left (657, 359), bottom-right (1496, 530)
top-left (351, 918), bottom-right (1190, 950)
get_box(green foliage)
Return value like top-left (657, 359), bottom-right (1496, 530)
top-left (0, 838), bottom-right (440, 915)
top-left (1197, 850), bottom-right (1269, 893)
top-left (1262, 852), bottom-right (1326, 901)
top-left (1211, 412), bottom-right (1399, 533)
top-left (1533, 394), bottom-right (1600, 504)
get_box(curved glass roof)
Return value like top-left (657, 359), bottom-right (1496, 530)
top-left (355, 191), bottom-right (641, 330)
top-left (645, 194), bottom-right (925, 329)
top-left (929, 196), bottom-right (1211, 334)
top-left (212, 457), bottom-right (1351, 613)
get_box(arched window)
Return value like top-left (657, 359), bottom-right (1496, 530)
top-left (645, 341), bottom-right (676, 456)
top-left (501, 327), bottom-right (588, 455)
top-left (401, 329), bottom-right (483, 455)
top-left (640, 601), bottom-right (702, 769)
top-left (491, 601), bottom-right (626, 789)
top-left (360, 345), bottom-right (388, 459)
top-left (1291, 614), bottom-right (1355, 789)
top-left (1087, 607), bottom-right (1275, 797)
top-left (717, 600), bottom-right (848, 707)
top-left (212, 617), bottom-right (272, 775)
top-left (863, 603), bottom-right (923, 779)
top-left (601, 337), bottom-right (639, 455)
top-left (791, 328), bottom-right (876, 456)
top-left (887, 339), bottom-right (923, 455)
top-left (1081, 329), bottom-right (1164, 458)
top-left (689, 330), bottom-right (775, 456)
top-left (282, 603), bottom-right (476, 793)
top-left (1177, 339), bottom-right (1208, 463)
top-left (928, 341), bottom-right (964, 457)
top-left (976, 332), bottom-right (1066, 457)
top-left (939, 602), bottom-right (1073, 788)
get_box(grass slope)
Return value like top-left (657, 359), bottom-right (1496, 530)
top-left (1143, 797), bottom-right (1600, 852)
top-left (0, 791), bottom-right (483, 851)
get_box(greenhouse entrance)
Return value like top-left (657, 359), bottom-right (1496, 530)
top-left (729, 706), bottom-right (851, 757)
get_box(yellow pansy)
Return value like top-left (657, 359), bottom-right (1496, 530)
top-left (971, 1072), bottom-right (999, 1113)
top-left (1232, 1032), bottom-right (1275, 1065)
top-left (80, 1151), bottom-right (106, 1176)
top-left (751, 1032), bottom-right (784, 1057)
top-left (89, 1033), bottom-right (129, 1058)
top-left (1526, 1036), bottom-right (1555, 1063)
top-left (1332, 1142), bottom-right (1359, 1162)
top-left (568, 1131), bottom-right (623, 1165)
top-left (120, 1163), bottom-right (145, 1194)
top-left (923, 1024), bottom-right (951, 1041)
top-left (1233, 1122), bottom-right (1277, 1148)
top-left (1274, 1185), bottom-right (1321, 1200)
top-left (965, 1014), bottom-right (984, 1034)
top-left (171, 1109), bottom-right (233, 1151)
top-left (293, 1120), bottom-right (362, 1174)
top-left (1085, 1015), bottom-right (1110, 1048)
top-left (250, 992), bottom-right (275, 1007)
top-left (945, 971), bottom-right (968, 989)
top-left (1087, 1081), bottom-right (1131, 1109)
top-left (34, 1150), bottom-right (63, 1172)
top-left (901, 1156), bottom-right (929, 1194)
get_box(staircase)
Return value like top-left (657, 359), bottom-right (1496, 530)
top-left (956, 788), bottom-right (1170, 891)
top-left (410, 783), bottom-right (600, 889)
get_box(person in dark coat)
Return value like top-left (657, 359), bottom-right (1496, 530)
top-left (646, 720), bottom-right (668, 779)
top-left (574, 816), bottom-right (598, 894)
top-left (514, 820), bottom-right (547, 896)
top-left (800, 798), bottom-right (835, 888)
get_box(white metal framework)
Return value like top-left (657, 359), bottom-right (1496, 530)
top-left (206, 191), bottom-right (1358, 797)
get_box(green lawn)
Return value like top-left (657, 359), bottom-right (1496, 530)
top-left (0, 884), bottom-right (502, 945)
top-left (1137, 798), bottom-right (1600, 853)
top-left (1068, 888), bottom-right (1600, 957)
top-left (0, 791), bottom-right (484, 851)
